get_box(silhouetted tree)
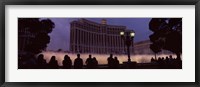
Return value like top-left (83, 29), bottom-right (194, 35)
top-left (149, 18), bottom-right (182, 60)
top-left (150, 44), bottom-right (161, 59)
top-left (18, 18), bottom-right (55, 55)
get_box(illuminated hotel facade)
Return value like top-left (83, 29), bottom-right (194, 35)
top-left (70, 19), bottom-right (134, 54)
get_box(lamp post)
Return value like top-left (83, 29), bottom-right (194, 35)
top-left (120, 31), bottom-right (135, 63)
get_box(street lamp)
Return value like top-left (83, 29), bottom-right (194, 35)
top-left (130, 32), bottom-right (135, 37)
top-left (120, 32), bottom-right (125, 36)
top-left (120, 31), bottom-right (135, 63)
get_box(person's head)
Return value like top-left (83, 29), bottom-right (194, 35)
top-left (110, 54), bottom-right (113, 57)
top-left (89, 54), bottom-right (92, 58)
top-left (77, 54), bottom-right (80, 58)
top-left (38, 54), bottom-right (44, 60)
top-left (93, 57), bottom-right (96, 60)
top-left (114, 57), bottom-right (118, 60)
top-left (64, 55), bottom-right (69, 60)
top-left (50, 56), bottom-right (56, 61)
top-left (169, 55), bottom-right (172, 58)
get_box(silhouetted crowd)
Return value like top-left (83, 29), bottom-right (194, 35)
top-left (18, 54), bottom-right (120, 69)
top-left (150, 55), bottom-right (182, 69)
top-left (107, 54), bottom-right (120, 69)
top-left (18, 54), bottom-right (182, 69)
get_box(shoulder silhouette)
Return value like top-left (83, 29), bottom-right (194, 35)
top-left (74, 54), bottom-right (83, 69)
top-left (107, 54), bottom-right (114, 68)
top-left (85, 54), bottom-right (93, 69)
top-left (114, 57), bottom-right (119, 69)
top-left (62, 55), bottom-right (72, 69)
top-left (37, 54), bottom-right (47, 69)
top-left (48, 56), bottom-right (59, 69)
top-left (92, 57), bottom-right (98, 69)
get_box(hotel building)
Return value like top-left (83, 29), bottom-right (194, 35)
top-left (70, 19), bottom-right (134, 54)
top-left (134, 40), bottom-right (173, 55)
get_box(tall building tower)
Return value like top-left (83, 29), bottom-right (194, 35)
top-left (101, 19), bottom-right (107, 25)
top-left (70, 18), bottom-right (134, 54)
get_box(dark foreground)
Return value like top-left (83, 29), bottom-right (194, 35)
top-left (19, 54), bottom-right (182, 69)
top-left (19, 61), bottom-right (182, 69)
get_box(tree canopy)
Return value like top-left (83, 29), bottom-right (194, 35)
top-left (149, 18), bottom-right (182, 59)
top-left (18, 18), bottom-right (55, 54)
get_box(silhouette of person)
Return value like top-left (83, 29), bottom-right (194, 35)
top-left (165, 56), bottom-right (169, 64)
top-left (114, 57), bottom-right (119, 69)
top-left (85, 55), bottom-right (93, 69)
top-left (107, 54), bottom-right (114, 68)
top-left (92, 57), bottom-right (98, 69)
top-left (74, 54), bottom-right (83, 69)
top-left (157, 57), bottom-right (161, 63)
top-left (62, 55), bottom-right (72, 69)
top-left (151, 57), bottom-right (155, 63)
top-left (161, 57), bottom-right (164, 61)
top-left (48, 56), bottom-right (59, 69)
top-left (158, 57), bottom-right (165, 68)
top-left (37, 54), bottom-right (47, 69)
top-left (23, 53), bottom-right (37, 69)
top-left (169, 55), bottom-right (173, 61)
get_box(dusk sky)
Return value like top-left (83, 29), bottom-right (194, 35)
top-left (47, 18), bottom-right (152, 51)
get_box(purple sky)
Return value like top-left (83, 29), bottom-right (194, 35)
top-left (47, 18), bottom-right (152, 51)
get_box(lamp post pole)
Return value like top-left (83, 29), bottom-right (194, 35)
top-left (127, 45), bottom-right (131, 62)
top-left (120, 31), bottom-right (135, 63)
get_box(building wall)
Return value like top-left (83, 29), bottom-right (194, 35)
top-left (70, 19), bottom-right (134, 54)
top-left (134, 40), bottom-right (173, 55)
